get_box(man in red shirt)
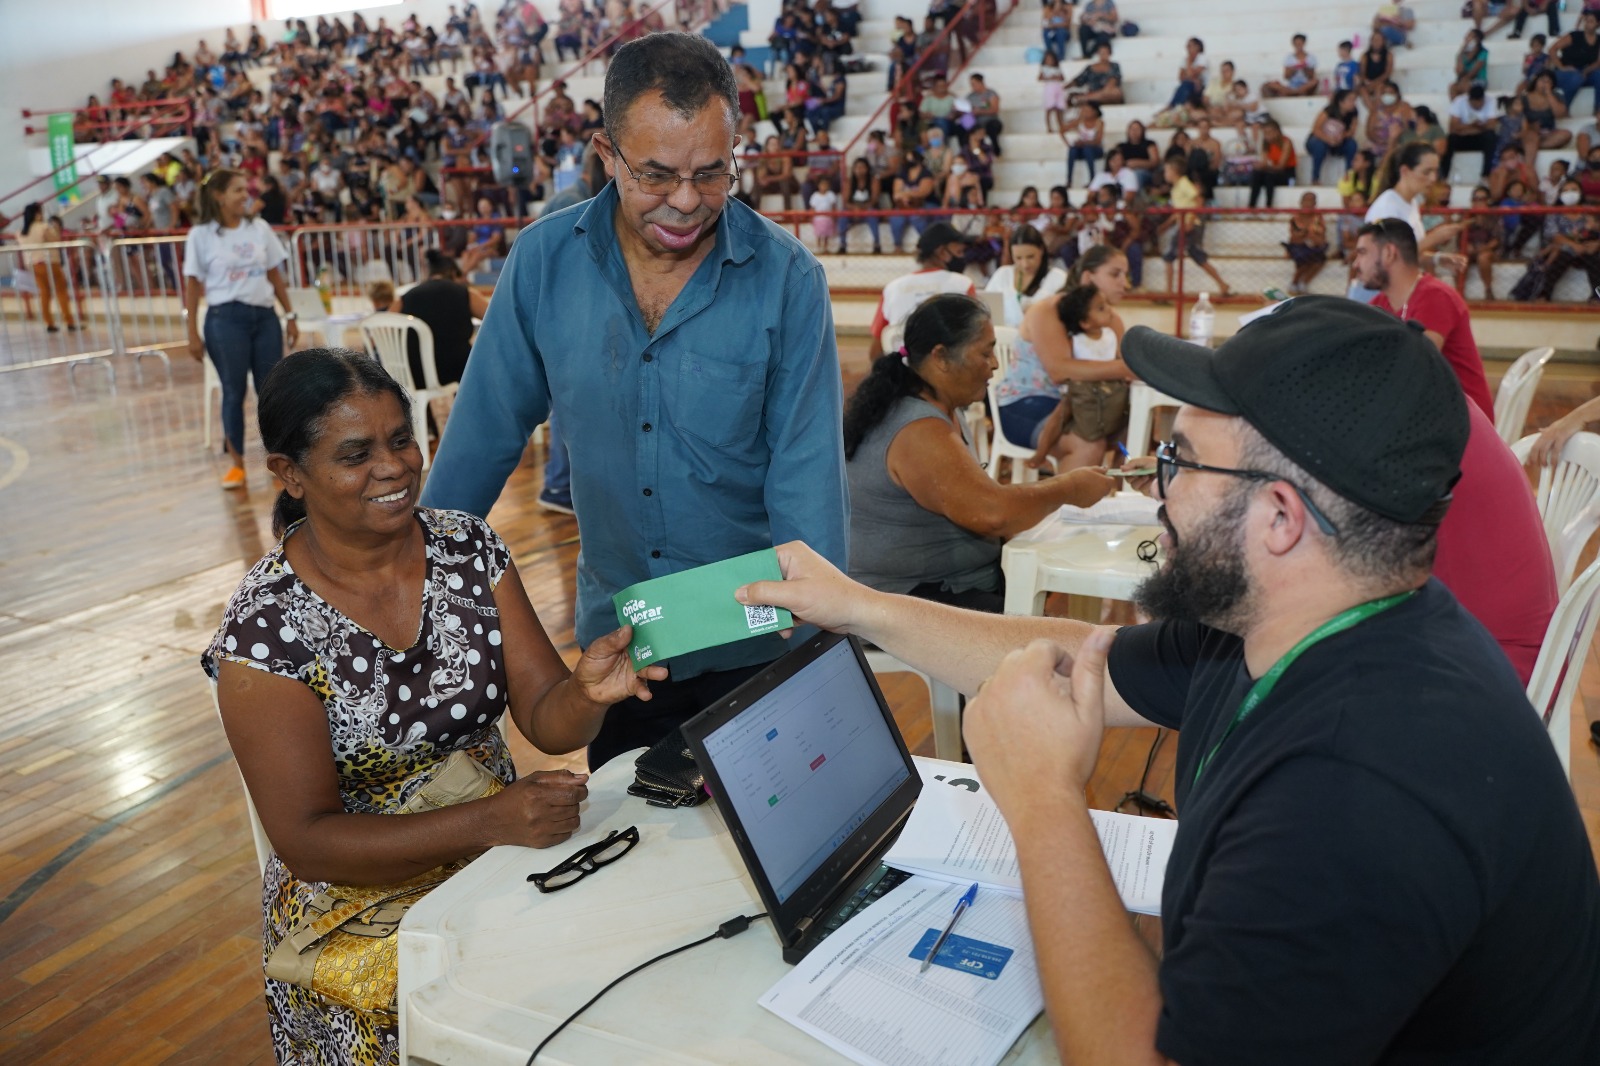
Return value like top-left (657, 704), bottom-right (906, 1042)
top-left (1355, 218), bottom-right (1495, 417)
top-left (1355, 219), bottom-right (1555, 679)
top-left (1432, 401), bottom-right (1557, 683)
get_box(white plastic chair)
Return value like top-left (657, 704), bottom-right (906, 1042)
top-left (862, 649), bottom-right (962, 761)
top-left (1511, 431), bottom-right (1600, 593)
top-left (360, 313), bottom-right (459, 470)
top-left (985, 325), bottom-right (1042, 484)
top-left (1125, 381), bottom-right (1183, 458)
top-left (1525, 553), bottom-right (1600, 779)
top-left (287, 286), bottom-right (333, 342)
top-left (210, 681), bottom-right (274, 876)
top-left (1494, 346), bottom-right (1555, 443)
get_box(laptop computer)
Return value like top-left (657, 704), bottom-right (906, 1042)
top-left (680, 632), bottom-right (923, 964)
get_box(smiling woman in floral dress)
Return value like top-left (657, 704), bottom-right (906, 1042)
top-left (203, 349), bottom-right (661, 1065)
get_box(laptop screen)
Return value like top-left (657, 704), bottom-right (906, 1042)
top-left (695, 636), bottom-right (914, 904)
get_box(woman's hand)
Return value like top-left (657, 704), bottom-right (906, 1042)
top-left (1065, 466), bottom-right (1117, 506)
top-left (483, 769), bottom-right (589, 849)
top-left (571, 625), bottom-right (667, 706)
top-left (286, 319), bottom-right (300, 349)
top-left (187, 332), bottom-right (205, 361)
top-left (1528, 407), bottom-right (1591, 467)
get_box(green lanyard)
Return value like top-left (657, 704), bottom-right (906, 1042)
top-left (1191, 591), bottom-right (1417, 790)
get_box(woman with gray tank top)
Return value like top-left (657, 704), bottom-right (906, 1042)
top-left (843, 294), bottom-right (1115, 613)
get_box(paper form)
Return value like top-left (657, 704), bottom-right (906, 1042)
top-left (759, 877), bottom-right (1043, 1066)
top-left (884, 759), bottom-right (1176, 916)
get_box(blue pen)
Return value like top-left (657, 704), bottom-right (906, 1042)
top-left (1114, 441), bottom-right (1130, 460)
top-left (920, 883), bottom-right (979, 973)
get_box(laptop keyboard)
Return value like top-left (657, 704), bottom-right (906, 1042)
top-left (815, 865), bottom-right (911, 942)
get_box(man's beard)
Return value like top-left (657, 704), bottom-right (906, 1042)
top-left (1134, 489), bottom-right (1254, 633)
top-left (1362, 262), bottom-right (1390, 292)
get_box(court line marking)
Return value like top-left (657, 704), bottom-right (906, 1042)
top-left (0, 753), bottom-right (232, 927)
top-left (0, 435), bottom-right (28, 492)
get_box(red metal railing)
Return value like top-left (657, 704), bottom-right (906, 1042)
top-left (831, 0), bottom-right (1018, 192)
top-left (22, 97), bottom-right (194, 140)
top-left (2, 99), bottom-right (195, 218)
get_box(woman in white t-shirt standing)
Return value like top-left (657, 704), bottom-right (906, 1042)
top-left (184, 168), bottom-right (299, 490)
top-left (985, 224), bottom-right (1068, 327)
top-left (1351, 142), bottom-right (1465, 301)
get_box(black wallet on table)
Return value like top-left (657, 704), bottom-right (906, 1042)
top-left (627, 728), bottom-right (708, 808)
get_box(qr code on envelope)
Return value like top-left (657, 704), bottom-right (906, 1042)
top-left (744, 604), bottom-right (779, 630)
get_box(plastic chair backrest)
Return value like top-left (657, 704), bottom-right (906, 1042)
top-left (210, 681), bottom-right (274, 876)
top-left (992, 324), bottom-right (1017, 379)
top-left (1493, 346), bottom-right (1555, 443)
top-left (360, 312), bottom-right (439, 391)
top-left (1525, 554), bottom-right (1600, 778)
top-left (1511, 431), bottom-right (1600, 593)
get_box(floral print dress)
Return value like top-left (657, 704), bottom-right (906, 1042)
top-left (203, 508), bottom-right (518, 1066)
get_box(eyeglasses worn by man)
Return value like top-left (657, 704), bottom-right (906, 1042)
top-left (421, 32), bottom-right (847, 770)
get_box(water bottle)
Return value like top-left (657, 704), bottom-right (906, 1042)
top-left (1188, 291), bottom-right (1215, 348)
top-left (315, 266), bottom-right (333, 313)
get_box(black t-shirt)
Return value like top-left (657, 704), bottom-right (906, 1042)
top-left (400, 278), bottom-right (473, 387)
top-left (1116, 138), bottom-right (1158, 169)
top-left (1107, 579), bottom-right (1600, 1065)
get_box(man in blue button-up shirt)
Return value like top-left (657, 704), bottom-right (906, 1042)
top-left (422, 32), bottom-right (848, 768)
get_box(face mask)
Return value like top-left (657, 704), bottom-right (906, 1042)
top-left (928, 135), bottom-right (943, 147)
top-left (1382, 93), bottom-right (1399, 106)
top-left (950, 162), bottom-right (967, 175)
top-left (1561, 190), bottom-right (1583, 205)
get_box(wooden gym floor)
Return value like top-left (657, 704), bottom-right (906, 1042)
top-left (0, 341), bottom-right (1597, 1064)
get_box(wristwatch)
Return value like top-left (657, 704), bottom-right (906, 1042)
top-left (283, 311), bottom-right (298, 321)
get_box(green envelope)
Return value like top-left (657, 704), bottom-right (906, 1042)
top-left (612, 549), bottom-right (794, 669)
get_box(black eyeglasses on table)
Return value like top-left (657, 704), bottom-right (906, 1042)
top-left (1154, 441), bottom-right (1340, 537)
top-left (526, 825), bottom-right (640, 893)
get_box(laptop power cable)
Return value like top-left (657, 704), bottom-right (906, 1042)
top-left (525, 912), bottom-right (770, 1064)
top-left (1116, 728), bottom-right (1176, 819)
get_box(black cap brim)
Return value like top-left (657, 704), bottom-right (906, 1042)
top-left (1121, 325), bottom-right (1240, 416)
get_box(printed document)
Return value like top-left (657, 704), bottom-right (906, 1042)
top-left (884, 757), bottom-right (1176, 915)
top-left (760, 876), bottom-right (1043, 1066)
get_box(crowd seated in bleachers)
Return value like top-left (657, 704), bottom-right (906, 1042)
top-left (52, 0), bottom-right (737, 259)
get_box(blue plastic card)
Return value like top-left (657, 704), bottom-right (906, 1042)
top-left (908, 929), bottom-right (1014, 980)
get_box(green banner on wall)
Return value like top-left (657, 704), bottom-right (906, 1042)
top-left (47, 112), bottom-right (79, 203)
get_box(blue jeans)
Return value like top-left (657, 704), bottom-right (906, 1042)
top-left (1555, 67), bottom-right (1600, 108)
top-left (842, 213), bottom-right (881, 250)
top-left (998, 395), bottom-right (1060, 448)
top-left (1067, 144), bottom-right (1103, 185)
top-left (1042, 28), bottom-right (1069, 61)
top-left (1306, 135), bottom-right (1357, 183)
top-left (204, 302), bottom-right (282, 457)
top-left (1125, 240), bottom-right (1144, 288)
top-left (889, 204), bottom-right (935, 251)
top-left (1168, 79), bottom-right (1201, 108)
top-left (542, 412), bottom-right (570, 496)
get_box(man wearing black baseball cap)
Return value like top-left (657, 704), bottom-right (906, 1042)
top-left (866, 221), bottom-right (974, 359)
top-left (738, 297), bottom-right (1600, 1064)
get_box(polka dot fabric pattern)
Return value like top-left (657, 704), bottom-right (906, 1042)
top-left (203, 507), bottom-right (517, 1064)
